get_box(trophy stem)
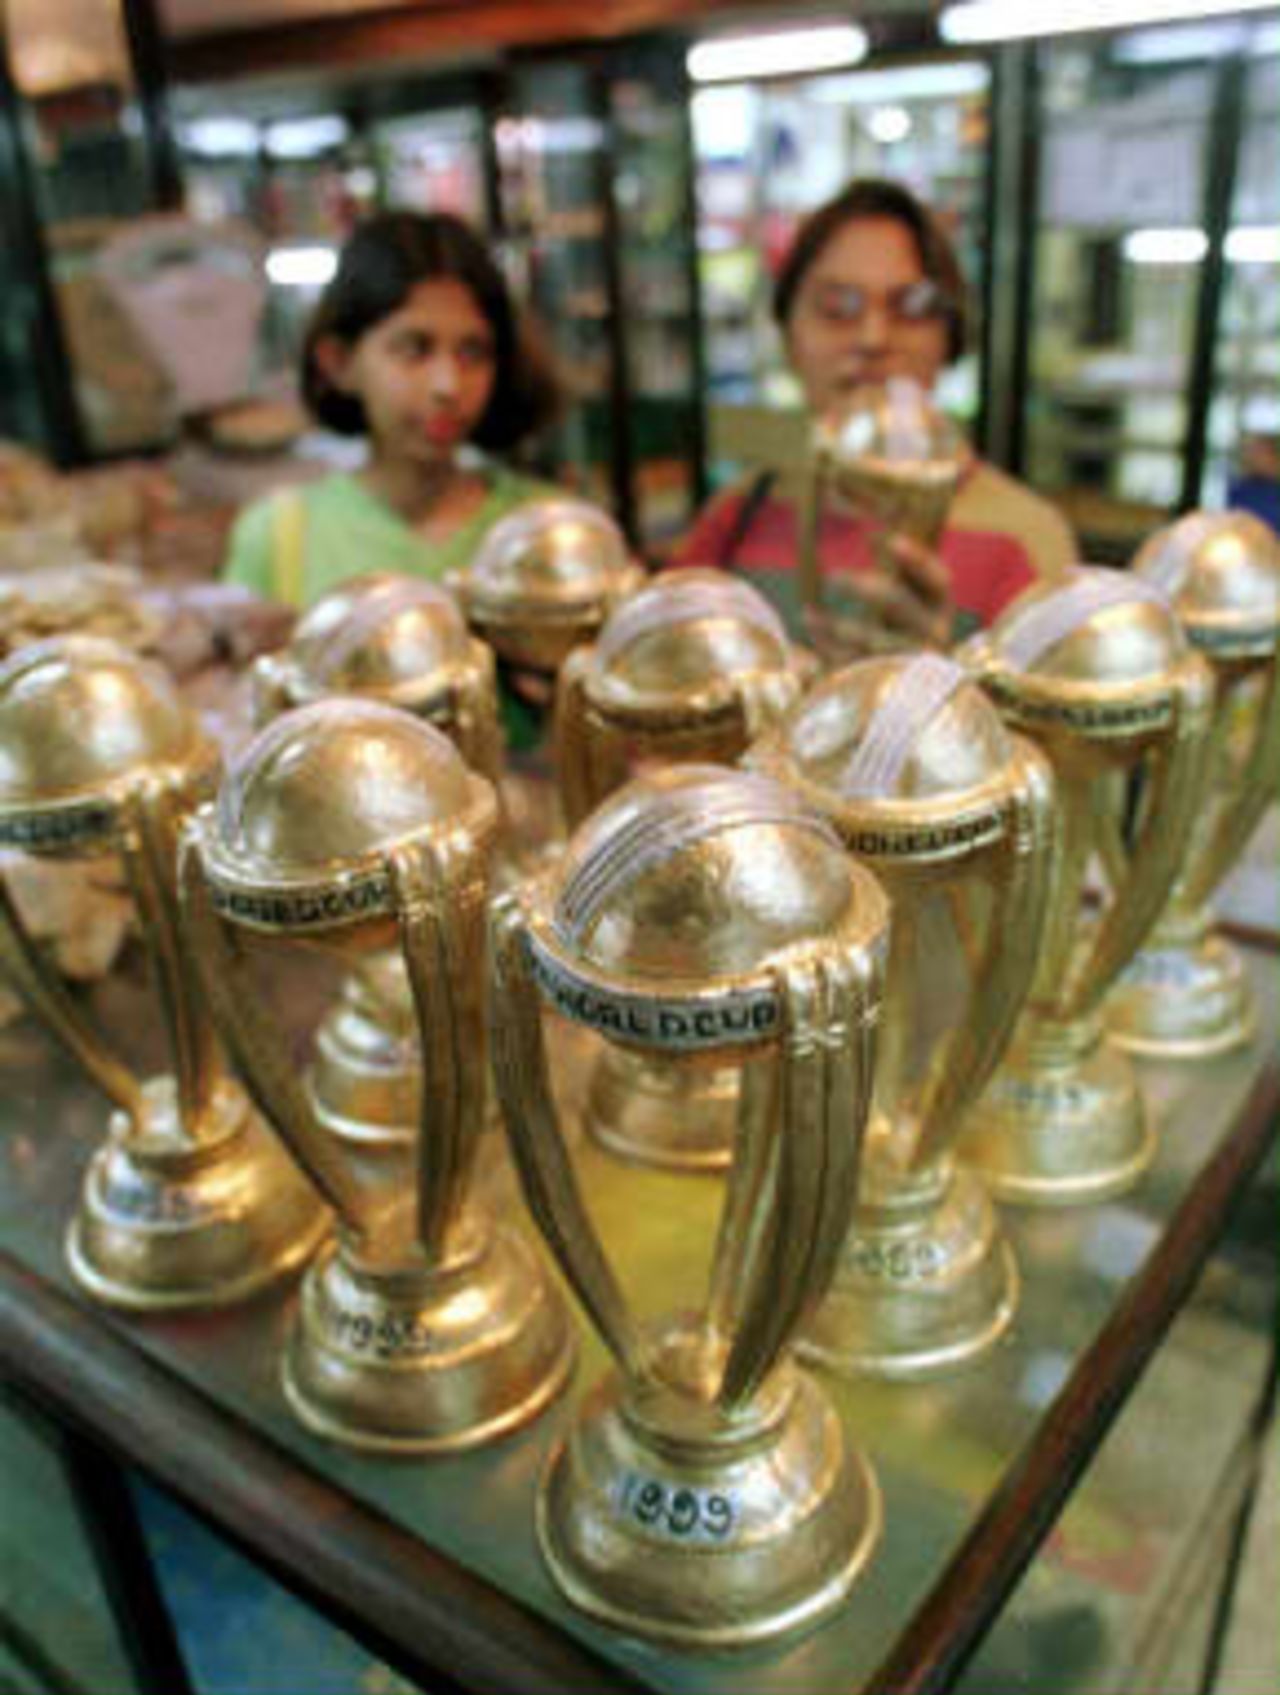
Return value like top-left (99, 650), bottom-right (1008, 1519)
top-left (0, 875), bottom-right (143, 1122)
top-left (120, 789), bottom-right (216, 1138)
top-left (1036, 768), bottom-right (1093, 1018)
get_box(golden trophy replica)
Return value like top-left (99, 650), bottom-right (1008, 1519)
top-left (182, 701), bottom-right (574, 1450)
top-left (250, 574), bottom-right (503, 1153)
top-left (0, 636), bottom-right (326, 1309)
top-left (489, 765), bottom-right (891, 1646)
top-left (960, 568), bottom-right (1214, 1205)
top-left (250, 572), bottom-right (502, 777)
top-left (447, 496), bottom-right (644, 675)
top-left (750, 653), bottom-right (1054, 1375)
top-left (1108, 511), bottom-right (1280, 1057)
top-left (554, 567), bottom-right (816, 1172)
top-left (798, 378), bottom-right (965, 659)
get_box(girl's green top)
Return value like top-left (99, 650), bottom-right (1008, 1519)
top-left (223, 464), bottom-right (558, 607)
top-left (222, 463), bottom-right (559, 750)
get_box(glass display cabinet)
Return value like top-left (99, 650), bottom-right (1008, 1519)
top-left (1204, 44), bottom-right (1280, 512)
top-left (494, 41), bottom-right (705, 551)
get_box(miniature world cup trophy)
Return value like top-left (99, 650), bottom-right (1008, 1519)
top-left (447, 497), bottom-right (644, 675)
top-left (489, 765), bottom-right (890, 1645)
top-left (183, 700), bottom-right (574, 1450)
top-left (751, 653), bottom-right (1054, 1374)
top-left (799, 379), bottom-right (965, 660)
top-left (250, 574), bottom-right (503, 1153)
top-left (0, 636), bottom-right (326, 1308)
top-left (1108, 512), bottom-right (1280, 1057)
top-left (961, 568), bottom-right (1214, 1203)
top-left (554, 568), bottom-right (816, 1171)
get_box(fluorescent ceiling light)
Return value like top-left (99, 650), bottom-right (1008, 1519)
top-left (808, 62), bottom-right (990, 102)
top-left (266, 245), bottom-right (338, 288)
top-left (1113, 22), bottom-right (1248, 61)
top-left (180, 117), bottom-right (259, 158)
top-left (265, 115), bottom-right (348, 159)
top-left (868, 105), bottom-right (913, 144)
top-left (940, 0), bottom-right (1280, 46)
top-left (1226, 226), bottom-right (1280, 263)
top-left (688, 24), bottom-right (868, 83)
top-left (1123, 227), bottom-right (1208, 263)
top-left (1121, 225), bottom-right (1280, 265)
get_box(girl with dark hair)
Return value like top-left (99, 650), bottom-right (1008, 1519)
top-left (224, 211), bottom-right (562, 607)
top-left (675, 179), bottom-right (1075, 646)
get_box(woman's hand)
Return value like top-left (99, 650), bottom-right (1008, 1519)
top-left (857, 532), bottom-right (955, 648)
top-left (804, 530), bottom-right (956, 660)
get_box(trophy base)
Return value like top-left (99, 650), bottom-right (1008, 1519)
top-left (283, 1217), bottom-right (575, 1454)
top-left (797, 1159), bottom-right (1017, 1379)
top-left (962, 1016), bottom-right (1155, 1207)
top-left (66, 1075), bottom-right (329, 1311)
top-left (1108, 925), bottom-right (1255, 1060)
top-left (583, 1045), bottom-right (737, 1173)
top-left (538, 1330), bottom-right (880, 1647)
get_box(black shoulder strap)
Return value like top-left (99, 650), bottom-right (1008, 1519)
top-left (718, 470), bottom-right (777, 571)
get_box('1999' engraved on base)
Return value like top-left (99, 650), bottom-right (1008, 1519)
top-left (102, 1172), bottom-right (210, 1225)
top-left (526, 932), bottom-right (779, 1052)
top-left (615, 1473), bottom-right (739, 1545)
top-left (329, 1308), bottom-right (441, 1357)
top-left (849, 1239), bottom-right (947, 1282)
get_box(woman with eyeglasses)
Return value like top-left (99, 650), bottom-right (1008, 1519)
top-left (674, 178), bottom-right (1075, 648)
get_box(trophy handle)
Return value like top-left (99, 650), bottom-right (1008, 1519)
top-left (719, 948), bottom-right (877, 1410)
top-left (386, 838), bottom-right (487, 1260)
top-left (0, 874), bottom-right (143, 1122)
top-left (1067, 659), bottom-right (1214, 1019)
top-left (119, 784), bottom-right (216, 1133)
top-left (453, 644), bottom-right (505, 785)
top-left (249, 653), bottom-right (291, 729)
top-left (488, 898), bottom-right (647, 1382)
top-left (704, 1049), bottom-right (778, 1351)
top-left (554, 651), bottom-right (621, 832)
top-left (912, 745), bottom-right (1055, 1169)
top-left (1181, 661), bottom-right (1280, 912)
top-left (179, 842), bottom-right (366, 1227)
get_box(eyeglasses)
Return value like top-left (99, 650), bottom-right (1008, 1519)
top-left (807, 279), bottom-right (951, 328)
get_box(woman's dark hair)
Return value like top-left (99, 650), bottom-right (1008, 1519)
top-left (302, 210), bottom-right (561, 449)
top-left (772, 178), bottom-right (968, 363)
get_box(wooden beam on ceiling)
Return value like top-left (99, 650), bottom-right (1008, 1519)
top-left (167, 0), bottom-right (784, 85)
